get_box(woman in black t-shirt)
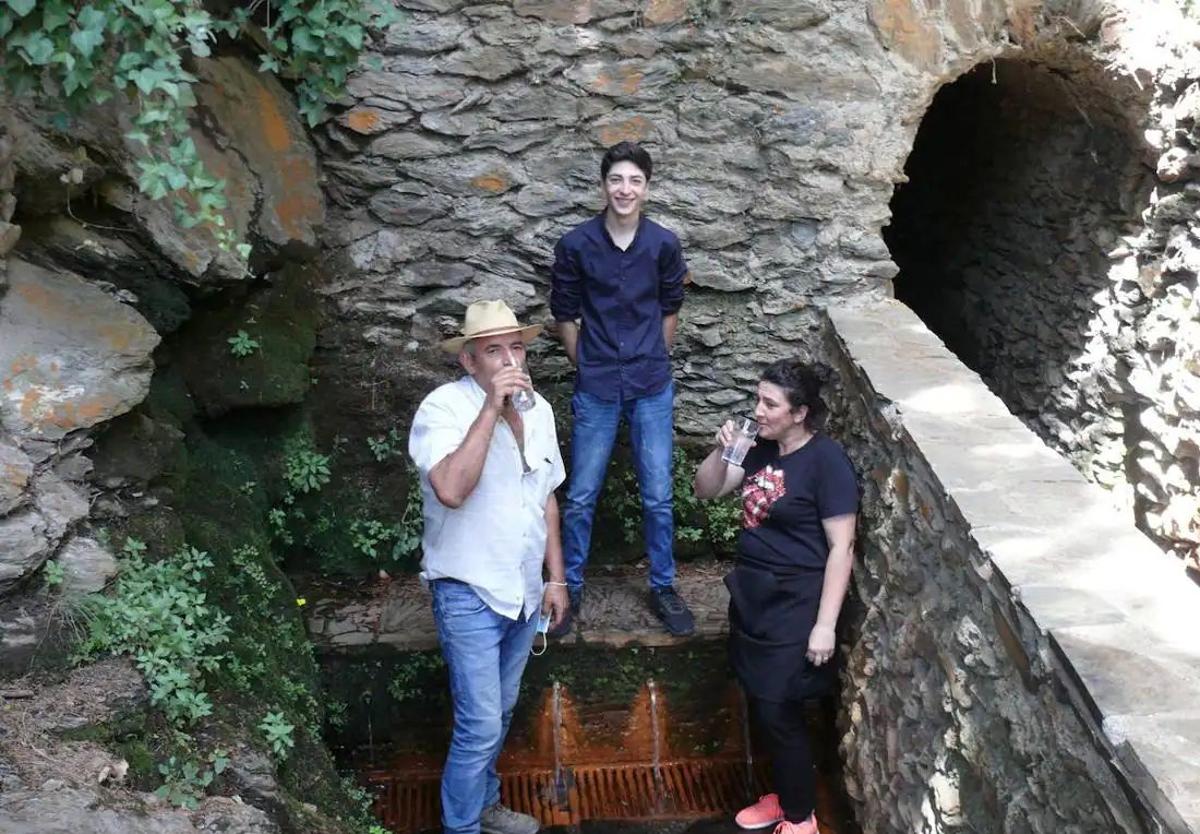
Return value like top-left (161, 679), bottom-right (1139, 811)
top-left (694, 359), bottom-right (858, 834)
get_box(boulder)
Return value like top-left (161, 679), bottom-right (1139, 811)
top-left (55, 536), bottom-right (118, 597)
top-left (193, 56), bottom-right (325, 255)
top-left (0, 258), bottom-right (160, 442)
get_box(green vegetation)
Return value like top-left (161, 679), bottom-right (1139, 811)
top-left (77, 538), bottom-right (231, 726)
top-left (283, 435), bottom-right (332, 494)
top-left (366, 428), bottom-right (404, 462)
top-left (387, 651), bottom-right (447, 705)
top-left (259, 710), bottom-right (296, 760)
top-left (42, 559), bottom-right (64, 589)
top-left (156, 749), bottom-right (229, 810)
top-left (269, 428), bottom-right (423, 575)
top-left (598, 445), bottom-right (742, 559)
top-left (227, 330), bottom-right (262, 358)
top-left (0, 0), bottom-right (397, 254)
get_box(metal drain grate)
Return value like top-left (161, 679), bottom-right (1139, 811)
top-left (366, 758), bottom-right (768, 833)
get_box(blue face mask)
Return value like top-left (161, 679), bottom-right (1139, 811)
top-left (531, 612), bottom-right (551, 656)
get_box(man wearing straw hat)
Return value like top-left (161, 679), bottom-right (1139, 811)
top-left (409, 299), bottom-right (570, 834)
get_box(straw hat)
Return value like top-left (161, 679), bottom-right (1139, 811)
top-left (440, 299), bottom-right (543, 353)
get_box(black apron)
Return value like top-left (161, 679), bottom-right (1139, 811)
top-left (724, 562), bottom-right (834, 703)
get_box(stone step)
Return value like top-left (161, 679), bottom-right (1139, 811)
top-left (306, 561), bottom-right (733, 653)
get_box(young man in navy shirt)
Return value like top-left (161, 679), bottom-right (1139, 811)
top-left (549, 141), bottom-right (694, 637)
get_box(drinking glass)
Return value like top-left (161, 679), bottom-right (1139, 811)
top-left (503, 357), bottom-right (536, 413)
top-left (721, 417), bottom-right (759, 466)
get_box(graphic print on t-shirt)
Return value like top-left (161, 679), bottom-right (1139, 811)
top-left (742, 464), bottom-right (787, 529)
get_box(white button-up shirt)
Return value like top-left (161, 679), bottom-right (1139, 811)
top-left (408, 375), bottom-right (566, 621)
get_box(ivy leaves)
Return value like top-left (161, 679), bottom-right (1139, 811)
top-left (4, 0), bottom-right (36, 19)
top-left (252, 0), bottom-right (400, 127)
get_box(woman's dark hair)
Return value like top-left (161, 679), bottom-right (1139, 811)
top-left (600, 141), bottom-right (653, 182)
top-left (760, 359), bottom-right (834, 431)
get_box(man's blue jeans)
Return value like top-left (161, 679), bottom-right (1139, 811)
top-left (432, 580), bottom-right (538, 834)
top-left (562, 381), bottom-right (675, 591)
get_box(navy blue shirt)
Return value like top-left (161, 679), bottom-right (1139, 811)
top-left (550, 214), bottom-right (687, 401)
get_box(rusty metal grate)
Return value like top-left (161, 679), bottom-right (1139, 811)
top-left (366, 758), bottom-right (768, 833)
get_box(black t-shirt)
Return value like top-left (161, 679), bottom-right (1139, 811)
top-left (737, 433), bottom-right (858, 573)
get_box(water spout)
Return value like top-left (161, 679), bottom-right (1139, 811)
top-left (647, 679), bottom-right (665, 809)
top-left (551, 680), bottom-right (568, 806)
top-left (364, 690), bottom-right (376, 766)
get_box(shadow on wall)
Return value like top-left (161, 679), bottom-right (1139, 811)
top-left (883, 57), bottom-right (1151, 447)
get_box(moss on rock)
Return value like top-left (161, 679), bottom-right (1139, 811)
top-left (175, 264), bottom-right (320, 418)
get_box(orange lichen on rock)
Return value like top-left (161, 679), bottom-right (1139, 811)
top-left (643, 0), bottom-right (687, 26)
top-left (598, 116), bottom-right (652, 146)
top-left (274, 157), bottom-right (323, 240)
top-left (343, 108), bottom-right (382, 134)
top-left (471, 172), bottom-right (511, 193)
top-left (867, 0), bottom-right (943, 72)
top-left (258, 85), bottom-right (293, 153)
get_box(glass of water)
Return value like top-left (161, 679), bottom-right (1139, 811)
top-left (721, 417), bottom-right (759, 466)
top-left (503, 357), bottom-right (536, 413)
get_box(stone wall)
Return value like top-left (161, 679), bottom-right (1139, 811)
top-left (1120, 27), bottom-right (1200, 577)
top-left (312, 0), bottom-right (1013, 436)
top-left (825, 298), bottom-right (1200, 834)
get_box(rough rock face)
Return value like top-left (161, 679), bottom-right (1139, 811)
top-left (0, 51), bottom-right (326, 603)
top-left (0, 789), bottom-right (279, 834)
top-left (0, 257), bottom-right (155, 595)
top-left (0, 660), bottom-right (276, 834)
top-left (193, 58), bottom-right (325, 256)
top-left (0, 258), bottom-right (159, 442)
top-left (11, 52), bottom-right (325, 290)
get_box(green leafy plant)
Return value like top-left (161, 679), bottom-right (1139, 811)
top-left (390, 463), bottom-right (424, 565)
top-left (233, 0), bottom-right (401, 127)
top-left (227, 330), bottom-right (262, 358)
top-left (325, 698), bottom-right (349, 730)
top-left (387, 652), bottom-right (446, 704)
top-left (155, 749), bottom-right (229, 809)
top-left (282, 438), bottom-right (331, 494)
top-left (349, 518), bottom-right (398, 559)
top-left (258, 709), bottom-right (295, 759)
top-left (77, 538), bottom-right (230, 726)
top-left (1, 0), bottom-right (240, 252)
top-left (43, 560), bottom-right (65, 589)
top-left (366, 428), bottom-right (404, 462)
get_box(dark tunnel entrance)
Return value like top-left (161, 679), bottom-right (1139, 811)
top-left (884, 58), bottom-right (1151, 471)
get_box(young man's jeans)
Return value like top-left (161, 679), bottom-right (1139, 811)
top-left (562, 381), bottom-right (675, 591)
top-left (432, 579), bottom-right (538, 834)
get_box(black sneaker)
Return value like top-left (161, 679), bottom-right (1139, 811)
top-left (650, 587), bottom-right (695, 636)
top-left (547, 586), bottom-right (582, 639)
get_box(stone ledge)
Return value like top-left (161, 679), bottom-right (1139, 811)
top-left (829, 298), bottom-right (1200, 834)
top-left (306, 561), bottom-right (732, 653)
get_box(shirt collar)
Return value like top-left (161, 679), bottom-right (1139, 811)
top-left (593, 212), bottom-right (646, 250)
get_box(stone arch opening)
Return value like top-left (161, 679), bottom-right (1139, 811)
top-left (884, 56), bottom-right (1151, 472)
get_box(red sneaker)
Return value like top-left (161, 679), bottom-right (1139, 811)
top-left (772, 815), bottom-right (819, 834)
top-left (735, 794), bottom-right (784, 830)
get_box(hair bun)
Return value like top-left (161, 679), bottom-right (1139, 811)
top-left (810, 362), bottom-right (834, 387)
